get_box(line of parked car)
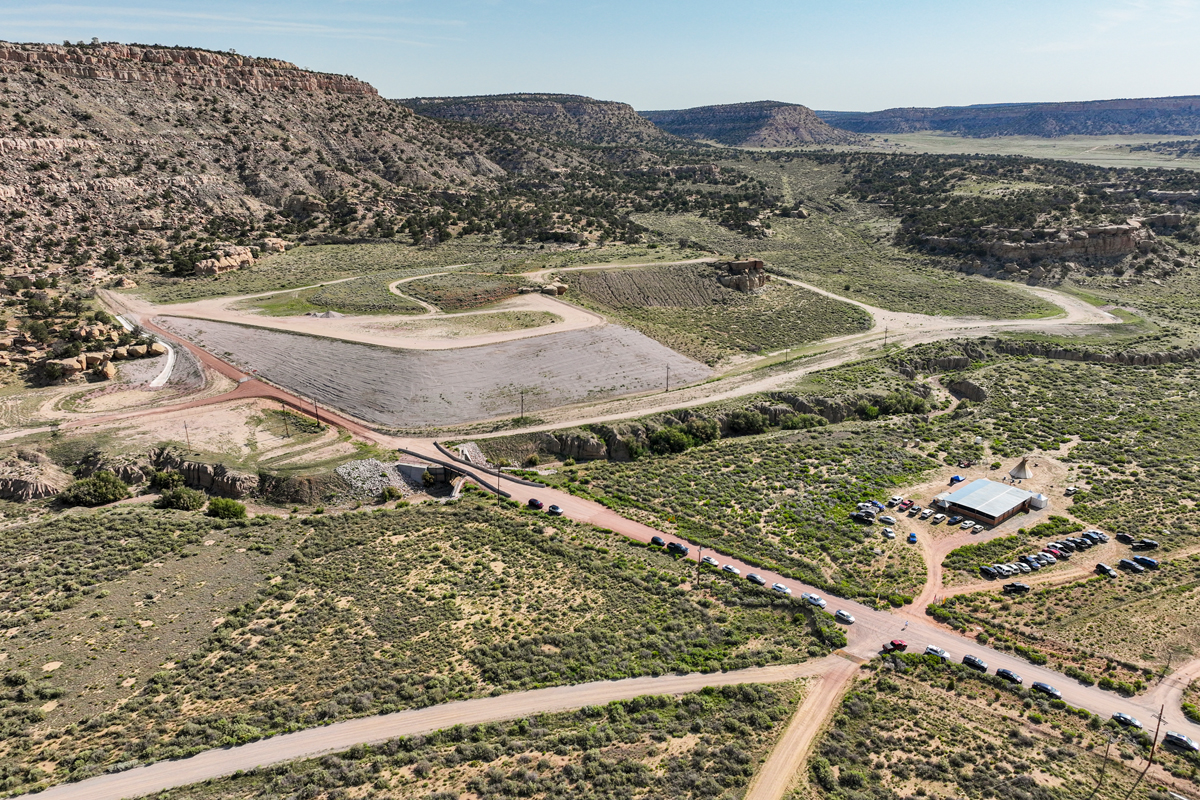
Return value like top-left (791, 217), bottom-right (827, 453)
top-left (880, 640), bottom-right (1200, 749)
top-left (980, 529), bottom-right (1111, 579)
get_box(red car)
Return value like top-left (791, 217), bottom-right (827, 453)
top-left (898, 500), bottom-right (914, 511)
top-left (527, 498), bottom-right (544, 510)
top-left (884, 639), bottom-right (907, 652)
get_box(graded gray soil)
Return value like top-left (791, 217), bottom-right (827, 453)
top-left (157, 317), bottom-right (711, 427)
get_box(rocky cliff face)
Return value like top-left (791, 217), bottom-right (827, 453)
top-left (399, 94), bottom-right (684, 147)
top-left (641, 101), bottom-right (859, 147)
top-left (0, 450), bottom-right (72, 500)
top-left (818, 95), bottom-right (1200, 137)
top-left (715, 259), bottom-right (770, 292)
top-left (0, 42), bottom-right (376, 95)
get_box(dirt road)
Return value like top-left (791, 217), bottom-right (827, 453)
top-left (16, 660), bottom-right (838, 800)
top-left (743, 656), bottom-right (861, 800)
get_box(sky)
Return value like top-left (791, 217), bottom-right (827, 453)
top-left (2, 0), bottom-right (1199, 111)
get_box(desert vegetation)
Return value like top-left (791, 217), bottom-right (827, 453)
top-left (570, 262), bottom-right (870, 364)
top-left (0, 498), bottom-right (831, 791)
top-left (808, 654), bottom-right (1197, 800)
top-left (402, 272), bottom-right (527, 312)
top-left (163, 682), bottom-right (802, 800)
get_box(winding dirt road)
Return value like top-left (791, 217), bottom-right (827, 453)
top-left (9, 264), bottom-right (1173, 800)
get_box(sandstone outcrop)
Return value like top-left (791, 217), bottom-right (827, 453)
top-left (0, 453), bottom-right (72, 501)
top-left (0, 42), bottom-right (377, 95)
top-left (948, 379), bottom-right (989, 402)
top-left (194, 244), bottom-right (254, 276)
top-left (715, 259), bottom-right (770, 292)
top-left (150, 448), bottom-right (259, 498)
top-left (537, 430), bottom-right (608, 461)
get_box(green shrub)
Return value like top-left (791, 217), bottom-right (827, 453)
top-left (781, 413), bottom-right (827, 430)
top-left (206, 497), bottom-right (247, 519)
top-left (649, 426), bottom-right (693, 455)
top-left (149, 470), bottom-right (185, 491)
top-left (60, 471), bottom-right (130, 507)
top-left (726, 410), bottom-right (768, 435)
top-left (380, 486), bottom-right (403, 502)
top-left (157, 487), bottom-right (206, 511)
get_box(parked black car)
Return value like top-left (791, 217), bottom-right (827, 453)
top-left (1003, 582), bottom-right (1031, 594)
top-left (996, 668), bottom-right (1023, 684)
top-left (1118, 558), bottom-right (1145, 574)
top-left (1115, 533), bottom-right (1135, 544)
top-left (962, 654), bottom-right (988, 672)
top-left (746, 573), bottom-right (766, 586)
top-left (650, 536), bottom-right (665, 547)
top-left (1132, 539), bottom-right (1160, 550)
top-left (1032, 682), bottom-right (1062, 699)
top-left (666, 541), bottom-right (690, 557)
top-left (1096, 563), bottom-right (1117, 578)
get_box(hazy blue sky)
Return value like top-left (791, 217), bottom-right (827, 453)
top-left (3, 0), bottom-right (1198, 110)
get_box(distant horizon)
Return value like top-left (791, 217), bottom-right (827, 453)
top-left (3, 1), bottom-right (1198, 111)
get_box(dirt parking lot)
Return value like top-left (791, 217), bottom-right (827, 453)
top-left (158, 317), bottom-right (711, 427)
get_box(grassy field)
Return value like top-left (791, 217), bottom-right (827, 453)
top-left (0, 497), bottom-right (832, 793)
top-left (402, 272), bottom-right (528, 312)
top-left (635, 159), bottom-right (1060, 320)
top-left (569, 262), bottom-right (871, 365)
top-left (379, 310), bottom-right (563, 336)
top-left (805, 654), bottom-right (1197, 800)
top-left (877, 131), bottom-right (1200, 171)
top-left (158, 682), bottom-right (805, 800)
top-left (537, 428), bottom-right (934, 602)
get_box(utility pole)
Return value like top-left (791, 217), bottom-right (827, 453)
top-left (495, 466), bottom-right (501, 505)
top-left (884, 325), bottom-right (889, 348)
top-left (312, 398), bottom-right (321, 426)
top-left (281, 402), bottom-right (290, 437)
top-left (696, 545), bottom-right (702, 587)
top-left (665, 365), bottom-right (670, 393)
top-left (520, 390), bottom-right (524, 420)
top-left (183, 421), bottom-right (191, 449)
top-left (1124, 705), bottom-right (1165, 800)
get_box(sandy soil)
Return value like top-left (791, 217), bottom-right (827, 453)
top-left (157, 316), bottom-right (712, 428)
top-left (743, 659), bottom-right (860, 800)
top-left (112, 288), bottom-right (606, 351)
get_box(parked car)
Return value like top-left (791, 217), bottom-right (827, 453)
top-left (1038, 553), bottom-right (1057, 565)
top-left (701, 555), bottom-right (719, 567)
top-left (1065, 486), bottom-right (1079, 496)
top-left (1051, 540), bottom-right (1075, 552)
top-left (899, 499), bottom-right (914, 511)
top-left (1015, 563), bottom-right (1031, 573)
top-left (980, 565), bottom-right (998, 579)
top-left (1115, 533), bottom-right (1135, 544)
top-left (546, 504), bottom-right (563, 516)
top-left (722, 564), bottom-right (741, 575)
top-left (960, 520), bottom-right (975, 529)
top-left (747, 573), bottom-right (766, 586)
top-left (801, 592), bottom-right (827, 609)
top-left (772, 583), bottom-right (792, 595)
top-left (1132, 539), bottom-right (1160, 550)
top-left (1164, 732), bottom-right (1200, 753)
top-left (921, 508), bottom-right (935, 519)
top-left (666, 541), bottom-right (690, 557)
top-left (932, 513), bottom-right (946, 524)
top-left (1118, 558), bottom-right (1145, 574)
top-left (1133, 556), bottom-right (1159, 569)
top-left (962, 654), bottom-right (988, 672)
top-left (909, 506), bottom-right (922, 516)
top-left (996, 668), bottom-right (1023, 684)
top-left (1003, 582), bottom-right (1031, 594)
top-left (883, 529), bottom-right (896, 540)
top-left (1096, 563), bottom-right (1118, 578)
top-left (527, 498), bottom-right (544, 510)
top-left (884, 639), bottom-right (907, 652)
top-left (972, 524), bottom-right (985, 534)
top-left (879, 515), bottom-right (897, 525)
top-left (948, 515), bottom-right (964, 525)
top-left (1112, 713), bottom-right (1142, 729)
top-left (650, 536), bottom-right (665, 547)
top-left (834, 609), bottom-right (855, 624)
top-left (908, 532), bottom-right (918, 544)
top-left (888, 496), bottom-right (903, 507)
top-left (924, 645), bottom-right (948, 659)
top-left (1031, 682), bottom-right (1061, 699)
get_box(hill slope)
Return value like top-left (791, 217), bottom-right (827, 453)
top-left (398, 93), bottom-right (685, 147)
top-left (640, 101), bottom-right (860, 147)
top-left (818, 95), bottom-right (1200, 137)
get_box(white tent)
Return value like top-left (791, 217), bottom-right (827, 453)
top-left (1030, 493), bottom-right (1048, 509)
top-left (1009, 458), bottom-right (1033, 480)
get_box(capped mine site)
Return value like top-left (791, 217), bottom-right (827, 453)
top-left (158, 317), bottom-right (711, 427)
